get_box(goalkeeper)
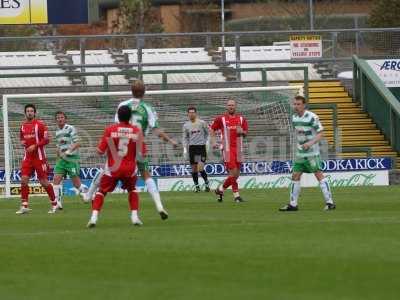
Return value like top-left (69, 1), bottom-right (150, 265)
top-left (182, 106), bottom-right (210, 192)
top-left (84, 80), bottom-right (177, 220)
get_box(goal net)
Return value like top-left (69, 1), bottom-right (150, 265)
top-left (1, 86), bottom-right (301, 197)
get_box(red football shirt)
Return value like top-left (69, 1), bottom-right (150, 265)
top-left (211, 113), bottom-right (248, 161)
top-left (19, 119), bottom-right (49, 161)
top-left (97, 122), bottom-right (143, 177)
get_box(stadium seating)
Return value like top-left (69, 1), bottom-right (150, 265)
top-left (67, 50), bottom-right (128, 86)
top-left (220, 46), bottom-right (321, 81)
top-left (123, 48), bottom-right (226, 84)
top-left (0, 46), bottom-right (321, 87)
top-left (0, 51), bottom-right (71, 87)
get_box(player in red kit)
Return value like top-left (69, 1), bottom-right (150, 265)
top-left (210, 99), bottom-right (248, 203)
top-left (87, 105), bottom-right (144, 228)
top-left (16, 104), bottom-right (57, 214)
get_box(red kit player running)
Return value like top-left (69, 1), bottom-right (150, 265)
top-left (210, 99), bottom-right (248, 203)
top-left (17, 104), bottom-right (57, 214)
top-left (87, 105), bottom-right (144, 228)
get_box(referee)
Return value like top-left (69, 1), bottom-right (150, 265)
top-left (182, 106), bottom-right (210, 192)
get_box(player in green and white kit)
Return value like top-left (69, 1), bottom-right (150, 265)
top-left (84, 80), bottom-right (177, 219)
top-left (279, 95), bottom-right (336, 211)
top-left (52, 111), bottom-right (88, 213)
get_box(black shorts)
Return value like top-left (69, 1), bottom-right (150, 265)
top-left (189, 145), bottom-right (207, 165)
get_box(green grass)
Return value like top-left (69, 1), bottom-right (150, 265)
top-left (1, 186), bottom-right (400, 300)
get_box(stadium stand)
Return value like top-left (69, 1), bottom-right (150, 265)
top-left (123, 48), bottom-right (227, 84)
top-left (220, 46), bottom-right (321, 81)
top-left (0, 51), bottom-right (71, 88)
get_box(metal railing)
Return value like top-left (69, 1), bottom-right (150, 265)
top-left (0, 66), bottom-right (310, 98)
top-left (353, 55), bottom-right (400, 152)
top-left (308, 103), bottom-right (339, 150)
top-left (0, 27), bottom-right (400, 71)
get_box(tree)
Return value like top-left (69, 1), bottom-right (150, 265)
top-left (368, 0), bottom-right (400, 54)
top-left (369, 0), bottom-right (400, 28)
top-left (116, 0), bottom-right (163, 34)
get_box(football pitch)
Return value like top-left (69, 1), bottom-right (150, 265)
top-left (0, 186), bottom-right (399, 300)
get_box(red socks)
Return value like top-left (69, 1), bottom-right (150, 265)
top-left (223, 176), bottom-right (234, 189)
top-left (92, 191), bottom-right (138, 212)
top-left (92, 192), bottom-right (105, 211)
top-left (45, 185), bottom-right (56, 204)
top-left (129, 191), bottom-right (139, 211)
top-left (21, 183), bottom-right (29, 207)
top-left (231, 177), bottom-right (239, 193)
top-left (21, 184), bottom-right (57, 207)
top-left (222, 176), bottom-right (239, 191)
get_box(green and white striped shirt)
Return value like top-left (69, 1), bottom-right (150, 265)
top-left (55, 124), bottom-right (80, 160)
top-left (292, 110), bottom-right (323, 158)
top-left (115, 98), bottom-right (159, 136)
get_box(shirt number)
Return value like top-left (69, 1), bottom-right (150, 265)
top-left (117, 138), bottom-right (129, 157)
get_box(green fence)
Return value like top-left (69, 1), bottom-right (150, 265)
top-left (0, 66), bottom-right (310, 98)
top-left (0, 65), bottom-right (310, 120)
top-left (353, 55), bottom-right (400, 152)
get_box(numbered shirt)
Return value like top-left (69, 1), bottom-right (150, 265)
top-left (97, 123), bottom-right (143, 177)
top-left (292, 110), bottom-right (324, 158)
top-left (55, 124), bottom-right (79, 160)
top-left (115, 98), bottom-right (159, 136)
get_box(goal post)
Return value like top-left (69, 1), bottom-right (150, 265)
top-left (2, 85), bottom-right (302, 198)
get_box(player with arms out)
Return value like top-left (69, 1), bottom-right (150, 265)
top-left (279, 94), bottom-right (336, 211)
top-left (182, 106), bottom-right (210, 192)
top-left (210, 99), bottom-right (248, 203)
top-left (52, 111), bottom-right (88, 212)
top-left (84, 80), bottom-right (177, 220)
top-left (87, 106), bottom-right (144, 228)
top-left (16, 104), bottom-right (57, 214)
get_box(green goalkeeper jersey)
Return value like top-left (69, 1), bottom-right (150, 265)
top-left (115, 97), bottom-right (159, 136)
top-left (55, 124), bottom-right (80, 160)
top-left (292, 110), bottom-right (324, 158)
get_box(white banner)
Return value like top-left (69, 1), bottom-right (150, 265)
top-left (290, 35), bottom-right (322, 59)
top-left (367, 59), bottom-right (400, 87)
top-left (158, 171), bottom-right (389, 192)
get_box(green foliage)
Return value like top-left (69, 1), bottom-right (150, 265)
top-left (118, 0), bottom-right (164, 34)
top-left (0, 25), bottom-right (38, 51)
top-left (0, 25), bottom-right (36, 36)
top-left (369, 0), bottom-right (400, 28)
top-left (226, 14), bottom-right (369, 32)
top-left (225, 14), bottom-right (368, 46)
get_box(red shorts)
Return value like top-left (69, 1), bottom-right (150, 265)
top-left (21, 158), bottom-right (49, 180)
top-left (225, 159), bottom-right (241, 171)
top-left (99, 174), bottom-right (137, 193)
top-left (223, 149), bottom-right (242, 171)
